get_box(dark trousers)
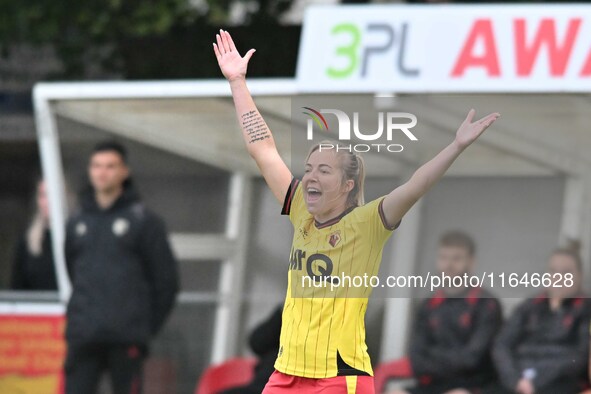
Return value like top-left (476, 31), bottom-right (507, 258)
top-left (64, 342), bottom-right (145, 394)
top-left (408, 382), bottom-right (483, 394)
top-left (481, 378), bottom-right (584, 394)
top-left (406, 374), bottom-right (492, 394)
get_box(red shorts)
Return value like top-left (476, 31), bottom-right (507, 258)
top-left (262, 370), bottom-right (374, 394)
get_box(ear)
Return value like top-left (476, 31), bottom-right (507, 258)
top-left (344, 179), bottom-right (354, 193)
top-left (122, 165), bottom-right (130, 179)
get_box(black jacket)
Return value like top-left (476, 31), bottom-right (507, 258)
top-left (409, 287), bottom-right (503, 387)
top-left (220, 305), bottom-right (282, 394)
top-left (248, 305), bottom-right (282, 392)
top-left (492, 293), bottom-right (591, 391)
top-left (11, 229), bottom-right (58, 291)
top-left (65, 180), bottom-right (179, 344)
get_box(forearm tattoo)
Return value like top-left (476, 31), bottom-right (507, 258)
top-left (241, 110), bottom-right (270, 144)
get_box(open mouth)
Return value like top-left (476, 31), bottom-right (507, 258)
top-left (306, 187), bottom-right (322, 203)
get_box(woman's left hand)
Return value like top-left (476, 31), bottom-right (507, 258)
top-left (455, 109), bottom-right (500, 150)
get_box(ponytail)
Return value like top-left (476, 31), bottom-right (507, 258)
top-left (348, 153), bottom-right (365, 207)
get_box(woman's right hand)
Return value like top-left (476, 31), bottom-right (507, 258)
top-left (213, 29), bottom-right (256, 82)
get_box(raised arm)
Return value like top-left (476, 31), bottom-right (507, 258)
top-left (213, 30), bottom-right (292, 203)
top-left (381, 109), bottom-right (500, 228)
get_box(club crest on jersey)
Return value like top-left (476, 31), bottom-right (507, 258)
top-left (328, 231), bottom-right (341, 247)
top-left (112, 218), bottom-right (130, 237)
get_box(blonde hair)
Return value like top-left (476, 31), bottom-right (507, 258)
top-left (305, 141), bottom-right (366, 207)
top-left (552, 239), bottom-right (582, 272)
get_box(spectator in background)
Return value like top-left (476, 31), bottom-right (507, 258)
top-left (484, 242), bottom-right (590, 394)
top-left (390, 231), bottom-right (502, 394)
top-left (220, 304), bottom-right (283, 394)
top-left (11, 179), bottom-right (58, 291)
top-left (64, 141), bottom-right (179, 394)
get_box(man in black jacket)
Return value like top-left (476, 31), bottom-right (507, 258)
top-left (390, 231), bottom-right (502, 394)
top-left (64, 141), bottom-right (179, 394)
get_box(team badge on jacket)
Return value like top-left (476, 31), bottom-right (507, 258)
top-left (112, 218), bottom-right (130, 236)
top-left (328, 231), bottom-right (341, 247)
top-left (75, 222), bottom-right (87, 236)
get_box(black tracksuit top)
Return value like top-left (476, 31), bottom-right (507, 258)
top-left (65, 181), bottom-right (179, 345)
top-left (492, 293), bottom-right (591, 391)
top-left (11, 229), bottom-right (58, 291)
top-left (409, 287), bottom-right (503, 387)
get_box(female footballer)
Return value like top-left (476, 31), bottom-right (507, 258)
top-left (213, 30), bottom-right (500, 394)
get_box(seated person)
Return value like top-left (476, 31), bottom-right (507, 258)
top-left (484, 242), bottom-right (590, 394)
top-left (220, 304), bottom-right (282, 394)
top-left (390, 231), bottom-right (502, 394)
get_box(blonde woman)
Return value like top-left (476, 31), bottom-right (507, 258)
top-left (214, 30), bottom-right (499, 393)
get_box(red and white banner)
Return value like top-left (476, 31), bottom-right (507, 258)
top-left (0, 306), bottom-right (65, 394)
top-left (297, 4), bottom-right (591, 92)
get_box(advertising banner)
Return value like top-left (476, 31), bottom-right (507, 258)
top-left (0, 314), bottom-right (65, 394)
top-left (297, 4), bottom-right (591, 92)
